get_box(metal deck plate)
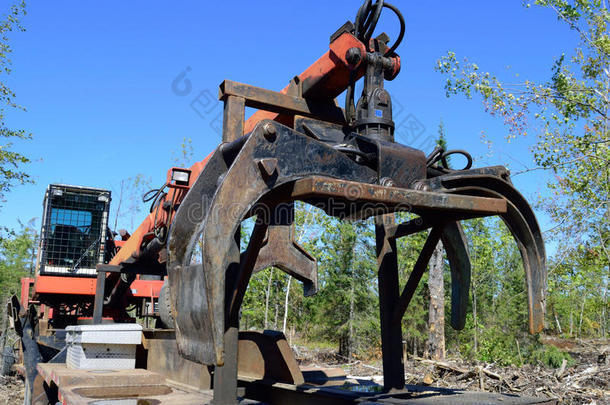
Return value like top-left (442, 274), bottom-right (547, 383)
top-left (241, 378), bottom-right (557, 405)
top-left (36, 363), bottom-right (266, 405)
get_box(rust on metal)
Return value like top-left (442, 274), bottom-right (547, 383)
top-left (143, 330), bottom-right (212, 390)
top-left (36, 363), bottom-right (215, 405)
top-left (290, 176), bottom-right (508, 216)
top-left (220, 81), bottom-right (345, 126)
top-left (375, 213), bottom-right (404, 390)
top-left (237, 330), bottom-right (304, 385)
top-left (222, 95), bottom-right (245, 143)
top-left (252, 203), bottom-right (317, 296)
top-left (392, 226), bottom-right (444, 324)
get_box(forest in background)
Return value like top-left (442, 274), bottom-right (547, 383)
top-left (0, 0), bottom-right (608, 371)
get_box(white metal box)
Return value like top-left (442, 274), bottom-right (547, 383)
top-left (65, 323), bottom-right (142, 370)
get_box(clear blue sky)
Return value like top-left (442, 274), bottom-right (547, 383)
top-left (1, 1), bottom-right (574, 235)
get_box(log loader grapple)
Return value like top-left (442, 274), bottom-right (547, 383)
top-left (13, 1), bottom-right (549, 404)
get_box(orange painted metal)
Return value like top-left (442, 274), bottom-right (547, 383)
top-left (34, 276), bottom-right (97, 296)
top-left (166, 167), bottom-right (192, 190)
top-left (20, 277), bottom-right (34, 307)
top-left (107, 32), bottom-right (399, 280)
top-left (109, 155), bottom-right (212, 266)
top-left (110, 33), bottom-right (370, 268)
top-left (129, 278), bottom-right (163, 299)
top-left (243, 32), bottom-right (367, 134)
top-left (33, 275), bottom-right (162, 298)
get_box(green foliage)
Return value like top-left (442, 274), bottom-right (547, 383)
top-left (242, 204), bottom-right (380, 358)
top-left (527, 343), bottom-right (574, 368)
top-left (315, 219), bottom-right (378, 356)
top-left (0, 220), bottom-right (36, 304)
top-left (477, 330), bottom-right (523, 366)
top-left (436, 118), bottom-right (451, 166)
top-left (395, 213), bottom-right (429, 350)
top-left (436, 0), bottom-right (609, 140)
top-left (546, 242), bottom-right (608, 338)
top-left (441, 217), bottom-right (533, 365)
top-left (0, 1), bottom-right (31, 205)
top-left (172, 137), bottom-right (194, 167)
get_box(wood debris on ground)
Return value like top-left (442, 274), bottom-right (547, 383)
top-left (1, 339), bottom-right (608, 404)
top-left (294, 338), bottom-right (610, 405)
top-left (0, 375), bottom-right (24, 405)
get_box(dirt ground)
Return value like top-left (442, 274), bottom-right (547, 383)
top-left (1, 338), bottom-right (607, 405)
top-left (0, 375), bottom-right (23, 405)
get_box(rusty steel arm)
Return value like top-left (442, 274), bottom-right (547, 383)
top-left (161, 8), bottom-right (545, 401)
top-left (101, 29), bottom-right (381, 309)
top-left (108, 31), bottom-right (372, 266)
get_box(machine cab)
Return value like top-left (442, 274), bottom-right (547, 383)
top-left (37, 184), bottom-right (111, 277)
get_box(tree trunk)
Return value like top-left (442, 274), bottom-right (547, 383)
top-left (0, 305), bottom-right (8, 353)
top-left (264, 268), bottom-right (274, 329)
top-left (473, 288), bottom-right (478, 356)
top-left (554, 308), bottom-right (563, 335)
top-left (113, 180), bottom-right (124, 232)
top-left (602, 266), bottom-right (608, 339)
top-left (282, 275), bottom-right (291, 333)
top-left (339, 335), bottom-right (349, 358)
top-left (578, 297), bottom-right (586, 337)
top-left (348, 272), bottom-right (355, 360)
top-left (600, 311), bottom-right (605, 339)
top-left (427, 241), bottom-right (445, 360)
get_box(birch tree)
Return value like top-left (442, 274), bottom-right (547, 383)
top-left (436, 0), bottom-right (610, 338)
top-left (0, 1), bottom-right (31, 205)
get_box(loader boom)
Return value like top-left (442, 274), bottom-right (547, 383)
top-left (101, 28), bottom-right (399, 311)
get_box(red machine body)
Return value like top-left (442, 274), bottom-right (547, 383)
top-left (19, 184), bottom-right (164, 328)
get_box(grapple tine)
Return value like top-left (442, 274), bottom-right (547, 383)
top-left (443, 181), bottom-right (546, 334)
top-left (426, 168), bottom-right (546, 269)
top-left (420, 167), bottom-right (546, 334)
top-left (440, 222), bottom-right (471, 331)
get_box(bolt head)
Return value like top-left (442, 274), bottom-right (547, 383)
top-left (380, 177), bottom-right (396, 187)
top-left (345, 47), bottom-right (362, 66)
top-left (378, 91), bottom-right (388, 104)
top-left (412, 181), bottom-right (430, 191)
top-left (262, 123), bottom-right (276, 140)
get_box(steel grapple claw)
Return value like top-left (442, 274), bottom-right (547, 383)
top-left (157, 4), bottom-right (547, 392)
top-left (423, 168), bottom-right (547, 334)
top-left (167, 113), bottom-right (547, 367)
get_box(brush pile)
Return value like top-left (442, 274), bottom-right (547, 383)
top-left (295, 338), bottom-right (609, 404)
